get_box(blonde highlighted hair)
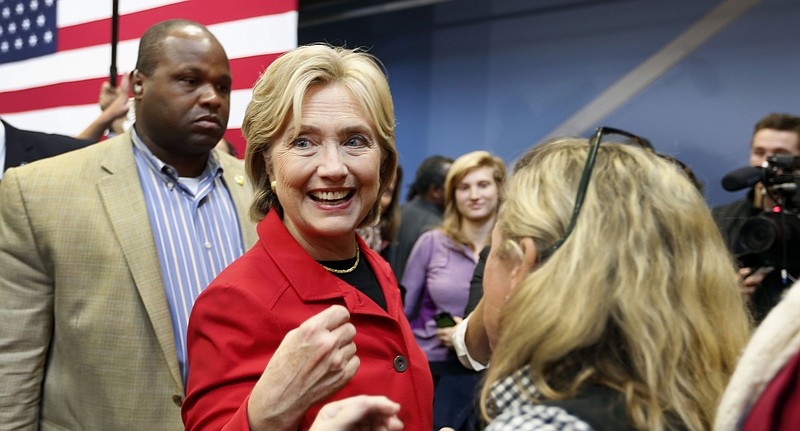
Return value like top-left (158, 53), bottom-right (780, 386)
top-left (440, 150), bottom-right (506, 249)
top-left (242, 44), bottom-right (398, 225)
top-left (481, 138), bottom-right (751, 430)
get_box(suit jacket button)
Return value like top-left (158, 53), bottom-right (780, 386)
top-left (393, 355), bottom-right (408, 372)
top-left (172, 394), bottom-right (183, 407)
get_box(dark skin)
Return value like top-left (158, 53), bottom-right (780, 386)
top-left (424, 162), bottom-right (450, 212)
top-left (423, 184), bottom-right (446, 212)
top-left (131, 26), bottom-right (232, 177)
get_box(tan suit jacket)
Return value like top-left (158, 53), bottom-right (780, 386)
top-left (0, 132), bottom-right (257, 430)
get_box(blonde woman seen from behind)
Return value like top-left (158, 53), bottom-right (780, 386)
top-left (478, 136), bottom-right (751, 430)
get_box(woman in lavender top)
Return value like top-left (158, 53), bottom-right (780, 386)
top-left (402, 150), bottom-right (506, 430)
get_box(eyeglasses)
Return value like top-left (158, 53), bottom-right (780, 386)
top-left (537, 126), bottom-right (653, 262)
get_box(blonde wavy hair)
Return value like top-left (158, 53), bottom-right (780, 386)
top-left (480, 138), bottom-right (751, 430)
top-left (440, 150), bottom-right (507, 249)
top-left (242, 44), bottom-right (398, 226)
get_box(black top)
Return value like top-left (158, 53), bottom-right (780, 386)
top-left (464, 246), bottom-right (490, 316)
top-left (711, 194), bottom-right (761, 253)
top-left (543, 385), bottom-right (637, 431)
top-left (319, 249), bottom-right (387, 311)
top-left (392, 198), bottom-right (443, 281)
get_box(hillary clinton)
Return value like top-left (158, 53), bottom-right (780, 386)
top-left (182, 44), bottom-right (433, 431)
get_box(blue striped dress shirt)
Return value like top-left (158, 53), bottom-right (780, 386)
top-left (131, 130), bottom-right (244, 386)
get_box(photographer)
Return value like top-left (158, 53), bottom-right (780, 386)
top-left (713, 113), bottom-right (800, 322)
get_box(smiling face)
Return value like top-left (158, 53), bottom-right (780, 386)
top-left (454, 166), bottom-right (499, 224)
top-left (133, 26), bottom-right (231, 176)
top-left (269, 83), bottom-right (382, 258)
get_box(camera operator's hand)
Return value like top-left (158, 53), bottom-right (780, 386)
top-left (738, 267), bottom-right (769, 302)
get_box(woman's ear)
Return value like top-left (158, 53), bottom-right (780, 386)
top-left (509, 238), bottom-right (538, 292)
top-left (263, 152), bottom-right (273, 178)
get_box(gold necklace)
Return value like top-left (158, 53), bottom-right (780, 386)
top-left (321, 247), bottom-right (360, 274)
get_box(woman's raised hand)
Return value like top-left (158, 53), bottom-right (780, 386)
top-left (247, 305), bottom-right (359, 431)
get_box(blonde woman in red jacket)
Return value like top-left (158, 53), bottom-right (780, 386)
top-left (182, 44), bottom-right (433, 431)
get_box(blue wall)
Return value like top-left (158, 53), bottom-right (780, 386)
top-left (300, 0), bottom-right (800, 206)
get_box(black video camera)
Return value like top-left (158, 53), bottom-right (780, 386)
top-left (729, 155), bottom-right (800, 272)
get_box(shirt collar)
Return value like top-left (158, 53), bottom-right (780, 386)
top-left (437, 230), bottom-right (479, 262)
top-left (130, 126), bottom-right (223, 182)
top-left (488, 366), bottom-right (541, 417)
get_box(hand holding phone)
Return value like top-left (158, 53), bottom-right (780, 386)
top-left (433, 311), bottom-right (457, 328)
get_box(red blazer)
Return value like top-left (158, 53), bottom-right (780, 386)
top-left (182, 210), bottom-right (434, 430)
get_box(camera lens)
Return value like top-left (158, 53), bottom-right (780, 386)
top-left (734, 212), bottom-right (800, 271)
top-left (737, 215), bottom-right (778, 255)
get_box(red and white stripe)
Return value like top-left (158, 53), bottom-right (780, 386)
top-left (0, 0), bottom-right (297, 155)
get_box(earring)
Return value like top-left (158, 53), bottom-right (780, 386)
top-left (270, 180), bottom-right (277, 193)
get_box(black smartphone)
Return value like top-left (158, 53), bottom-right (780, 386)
top-left (433, 311), bottom-right (456, 328)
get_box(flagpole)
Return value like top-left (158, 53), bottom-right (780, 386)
top-left (110, 0), bottom-right (119, 86)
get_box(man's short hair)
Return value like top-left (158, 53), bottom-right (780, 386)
top-left (135, 19), bottom-right (214, 76)
top-left (753, 113), bottom-right (800, 137)
top-left (407, 155), bottom-right (453, 201)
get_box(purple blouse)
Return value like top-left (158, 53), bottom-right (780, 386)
top-left (401, 229), bottom-right (478, 362)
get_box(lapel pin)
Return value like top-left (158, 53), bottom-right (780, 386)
top-left (234, 175), bottom-right (245, 185)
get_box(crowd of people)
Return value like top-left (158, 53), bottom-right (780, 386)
top-left (1, 17), bottom-right (799, 431)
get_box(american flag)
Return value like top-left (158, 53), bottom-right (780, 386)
top-left (0, 0), bottom-right (297, 156)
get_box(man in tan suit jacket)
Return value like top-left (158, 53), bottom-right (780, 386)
top-left (0, 20), bottom-right (257, 430)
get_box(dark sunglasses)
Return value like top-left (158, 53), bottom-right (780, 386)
top-left (537, 127), bottom-right (653, 262)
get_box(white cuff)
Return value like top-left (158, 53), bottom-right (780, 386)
top-left (452, 314), bottom-right (488, 371)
